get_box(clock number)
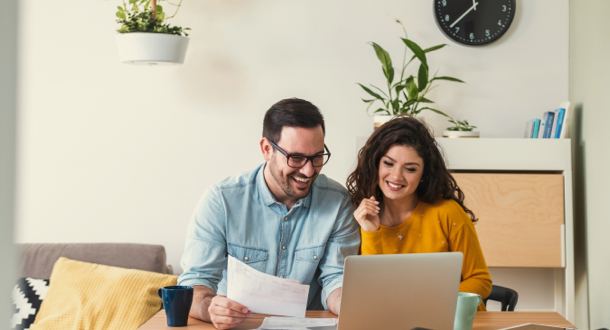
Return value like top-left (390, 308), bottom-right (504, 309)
top-left (502, 5), bottom-right (507, 12)
top-left (485, 30), bottom-right (490, 37)
top-left (455, 27), bottom-right (460, 33)
top-left (469, 33), bottom-right (474, 40)
top-left (442, 0), bottom-right (447, 6)
top-left (445, 15), bottom-right (450, 22)
top-left (498, 20), bottom-right (502, 26)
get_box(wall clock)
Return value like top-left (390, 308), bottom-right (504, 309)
top-left (434, 0), bottom-right (516, 46)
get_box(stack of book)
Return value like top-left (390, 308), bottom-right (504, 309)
top-left (524, 101), bottom-right (572, 139)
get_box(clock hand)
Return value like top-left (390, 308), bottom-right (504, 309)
top-left (472, 0), bottom-right (478, 10)
top-left (450, 2), bottom-right (479, 28)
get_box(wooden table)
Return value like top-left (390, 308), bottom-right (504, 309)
top-left (140, 310), bottom-right (576, 330)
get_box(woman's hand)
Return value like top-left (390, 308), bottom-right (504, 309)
top-left (353, 196), bottom-right (381, 232)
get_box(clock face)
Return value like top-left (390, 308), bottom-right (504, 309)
top-left (434, 0), bottom-right (516, 46)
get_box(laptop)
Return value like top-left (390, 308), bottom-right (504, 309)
top-left (337, 252), bottom-right (463, 330)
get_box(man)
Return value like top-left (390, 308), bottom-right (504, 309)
top-left (178, 98), bottom-right (360, 329)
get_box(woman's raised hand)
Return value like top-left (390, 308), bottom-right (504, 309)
top-left (353, 196), bottom-right (381, 232)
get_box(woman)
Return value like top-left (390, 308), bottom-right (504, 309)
top-left (346, 116), bottom-right (492, 310)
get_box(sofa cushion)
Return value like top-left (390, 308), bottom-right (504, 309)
top-left (19, 243), bottom-right (173, 279)
top-left (31, 257), bottom-right (177, 330)
top-left (11, 278), bottom-right (49, 330)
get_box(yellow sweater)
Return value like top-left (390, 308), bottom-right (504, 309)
top-left (360, 198), bottom-right (492, 310)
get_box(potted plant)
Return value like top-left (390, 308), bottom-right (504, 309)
top-left (358, 20), bottom-right (465, 129)
top-left (443, 118), bottom-right (480, 138)
top-left (115, 0), bottom-right (190, 65)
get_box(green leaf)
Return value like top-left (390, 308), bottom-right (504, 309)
top-left (374, 108), bottom-right (391, 115)
top-left (431, 76), bottom-right (465, 83)
top-left (402, 38), bottom-right (427, 69)
top-left (371, 42), bottom-right (394, 84)
top-left (116, 12), bottom-right (126, 19)
top-left (395, 84), bottom-right (405, 94)
top-left (419, 107), bottom-right (449, 117)
top-left (156, 4), bottom-right (163, 12)
top-left (129, 0), bottom-right (137, 3)
top-left (358, 83), bottom-right (385, 101)
top-left (392, 99), bottom-right (400, 113)
top-left (362, 98), bottom-right (375, 103)
top-left (417, 63), bottom-right (428, 93)
top-left (423, 44), bottom-right (447, 53)
top-left (406, 76), bottom-right (418, 100)
top-left (418, 97), bottom-right (433, 103)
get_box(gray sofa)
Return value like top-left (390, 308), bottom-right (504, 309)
top-left (19, 243), bottom-right (173, 279)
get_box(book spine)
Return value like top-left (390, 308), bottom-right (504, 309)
top-left (524, 121), bottom-right (534, 138)
top-left (555, 108), bottom-right (566, 138)
top-left (543, 111), bottom-right (555, 138)
top-left (532, 119), bottom-right (541, 138)
top-left (538, 120), bottom-right (546, 138)
top-left (550, 109), bottom-right (559, 139)
top-left (559, 101), bottom-right (572, 138)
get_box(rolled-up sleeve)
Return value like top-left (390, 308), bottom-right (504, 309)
top-left (317, 193), bottom-right (361, 310)
top-left (178, 187), bottom-right (227, 292)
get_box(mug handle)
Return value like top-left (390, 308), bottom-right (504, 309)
top-left (158, 288), bottom-right (163, 299)
top-left (476, 294), bottom-right (482, 306)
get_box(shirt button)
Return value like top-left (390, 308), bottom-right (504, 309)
top-left (313, 255), bottom-right (318, 260)
top-left (279, 275), bottom-right (284, 278)
top-left (284, 216), bottom-right (288, 221)
top-left (282, 246), bottom-right (286, 250)
top-left (244, 257), bottom-right (249, 261)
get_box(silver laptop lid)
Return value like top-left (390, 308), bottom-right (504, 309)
top-left (338, 252), bottom-right (463, 330)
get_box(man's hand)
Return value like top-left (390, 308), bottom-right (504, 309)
top-left (326, 288), bottom-right (342, 315)
top-left (208, 295), bottom-right (251, 329)
top-left (190, 285), bottom-right (251, 329)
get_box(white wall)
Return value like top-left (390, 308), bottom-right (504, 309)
top-left (570, 1), bottom-right (610, 329)
top-left (16, 0), bottom-right (568, 311)
top-left (0, 0), bottom-right (18, 326)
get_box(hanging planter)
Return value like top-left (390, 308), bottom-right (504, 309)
top-left (115, 0), bottom-right (190, 65)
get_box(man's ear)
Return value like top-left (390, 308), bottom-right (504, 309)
top-left (260, 138), bottom-right (273, 161)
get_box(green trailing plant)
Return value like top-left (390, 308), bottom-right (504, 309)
top-left (116, 0), bottom-right (190, 36)
top-left (446, 118), bottom-right (477, 131)
top-left (359, 20), bottom-right (464, 117)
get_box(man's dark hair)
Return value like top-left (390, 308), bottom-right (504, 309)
top-left (262, 98), bottom-right (325, 143)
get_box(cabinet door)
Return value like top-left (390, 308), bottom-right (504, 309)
top-left (453, 173), bottom-right (564, 268)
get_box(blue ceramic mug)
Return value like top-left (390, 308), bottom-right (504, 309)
top-left (158, 285), bottom-right (194, 327)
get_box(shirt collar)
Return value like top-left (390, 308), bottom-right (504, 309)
top-left (257, 163), bottom-right (312, 208)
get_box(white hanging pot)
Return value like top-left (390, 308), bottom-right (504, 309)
top-left (116, 32), bottom-right (189, 65)
top-left (442, 130), bottom-right (480, 138)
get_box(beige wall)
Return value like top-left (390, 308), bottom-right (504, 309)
top-left (569, 1), bottom-right (610, 329)
top-left (0, 0), bottom-right (18, 325)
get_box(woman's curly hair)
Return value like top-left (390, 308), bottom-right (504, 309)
top-left (346, 116), bottom-right (477, 222)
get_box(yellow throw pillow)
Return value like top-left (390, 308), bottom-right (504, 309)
top-left (31, 257), bottom-right (178, 330)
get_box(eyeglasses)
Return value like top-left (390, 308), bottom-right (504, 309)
top-left (269, 140), bottom-right (331, 168)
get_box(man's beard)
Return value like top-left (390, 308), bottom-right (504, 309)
top-left (268, 154), bottom-right (317, 200)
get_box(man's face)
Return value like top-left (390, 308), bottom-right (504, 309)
top-left (264, 126), bottom-right (325, 203)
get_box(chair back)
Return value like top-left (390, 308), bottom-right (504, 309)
top-left (483, 285), bottom-right (518, 311)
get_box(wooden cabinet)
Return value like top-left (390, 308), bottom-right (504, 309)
top-left (453, 173), bottom-right (564, 267)
top-left (436, 138), bottom-right (574, 322)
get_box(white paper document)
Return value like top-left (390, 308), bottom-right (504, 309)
top-left (227, 255), bottom-right (310, 317)
top-left (258, 317), bottom-right (338, 329)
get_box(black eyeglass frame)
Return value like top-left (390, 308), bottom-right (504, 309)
top-left (269, 140), bottom-right (331, 168)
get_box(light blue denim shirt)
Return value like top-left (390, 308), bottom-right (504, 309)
top-left (178, 163), bottom-right (360, 310)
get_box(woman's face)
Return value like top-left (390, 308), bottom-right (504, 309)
top-left (377, 145), bottom-right (424, 203)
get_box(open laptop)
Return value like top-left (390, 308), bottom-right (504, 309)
top-left (337, 252), bottom-right (463, 330)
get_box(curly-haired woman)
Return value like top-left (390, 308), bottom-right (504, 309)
top-left (346, 116), bottom-right (492, 310)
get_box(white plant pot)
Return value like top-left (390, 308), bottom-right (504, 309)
top-left (442, 130), bottom-right (480, 138)
top-left (373, 114), bottom-right (424, 130)
top-left (374, 115), bottom-right (395, 129)
top-left (116, 33), bottom-right (189, 65)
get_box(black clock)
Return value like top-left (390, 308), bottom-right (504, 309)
top-left (434, 0), bottom-right (516, 46)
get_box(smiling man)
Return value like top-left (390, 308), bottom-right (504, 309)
top-left (178, 98), bottom-right (360, 330)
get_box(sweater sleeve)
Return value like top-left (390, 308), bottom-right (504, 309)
top-left (446, 202), bottom-right (492, 310)
top-left (360, 228), bottom-right (384, 255)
